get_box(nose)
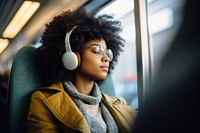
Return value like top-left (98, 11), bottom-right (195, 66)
top-left (102, 54), bottom-right (109, 62)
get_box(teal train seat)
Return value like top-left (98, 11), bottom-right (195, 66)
top-left (7, 46), bottom-right (115, 133)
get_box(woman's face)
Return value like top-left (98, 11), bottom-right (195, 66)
top-left (77, 38), bottom-right (111, 80)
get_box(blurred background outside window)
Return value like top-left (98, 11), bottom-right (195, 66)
top-left (98, 0), bottom-right (138, 108)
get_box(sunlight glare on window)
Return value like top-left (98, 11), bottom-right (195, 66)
top-left (148, 7), bottom-right (174, 34)
top-left (97, 0), bottom-right (134, 19)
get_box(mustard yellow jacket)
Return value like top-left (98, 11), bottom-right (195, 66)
top-left (27, 82), bottom-right (136, 133)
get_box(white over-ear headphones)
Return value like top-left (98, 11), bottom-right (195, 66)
top-left (62, 26), bottom-right (79, 70)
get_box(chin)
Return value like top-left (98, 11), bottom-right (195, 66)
top-left (96, 74), bottom-right (107, 80)
top-left (101, 75), bottom-right (108, 79)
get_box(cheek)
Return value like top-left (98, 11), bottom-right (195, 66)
top-left (81, 56), bottom-right (98, 70)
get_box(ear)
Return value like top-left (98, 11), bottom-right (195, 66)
top-left (75, 51), bottom-right (81, 69)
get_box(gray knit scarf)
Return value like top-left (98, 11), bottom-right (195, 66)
top-left (64, 81), bottom-right (119, 133)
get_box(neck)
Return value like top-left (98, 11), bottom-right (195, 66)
top-left (74, 74), bottom-right (94, 95)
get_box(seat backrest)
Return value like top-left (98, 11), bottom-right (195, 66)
top-left (7, 46), bottom-right (115, 133)
top-left (7, 46), bottom-right (46, 133)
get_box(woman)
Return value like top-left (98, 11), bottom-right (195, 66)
top-left (27, 8), bottom-right (136, 133)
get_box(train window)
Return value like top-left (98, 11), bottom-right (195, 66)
top-left (147, 0), bottom-right (187, 77)
top-left (98, 0), bottom-right (138, 108)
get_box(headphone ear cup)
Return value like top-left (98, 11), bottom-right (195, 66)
top-left (62, 52), bottom-right (78, 70)
top-left (75, 51), bottom-right (81, 69)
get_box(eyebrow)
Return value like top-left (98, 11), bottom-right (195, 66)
top-left (87, 44), bottom-right (107, 49)
top-left (90, 44), bottom-right (101, 47)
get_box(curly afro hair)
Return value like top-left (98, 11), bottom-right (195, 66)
top-left (38, 8), bottom-right (125, 83)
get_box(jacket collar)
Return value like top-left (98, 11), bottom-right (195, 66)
top-left (39, 82), bottom-right (91, 133)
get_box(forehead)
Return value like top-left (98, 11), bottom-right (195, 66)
top-left (84, 39), bottom-right (107, 48)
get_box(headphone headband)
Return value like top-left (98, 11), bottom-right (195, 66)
top-left (65, 26), bottom-right (77, 52)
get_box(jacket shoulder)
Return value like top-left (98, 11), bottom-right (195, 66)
top-left (101, 93), bottom-right (128, 105)
top-left (32, 82), bottom-right (64, 98)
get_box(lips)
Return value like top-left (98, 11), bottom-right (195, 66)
top-left (100, 65), bottom-right (109, 71)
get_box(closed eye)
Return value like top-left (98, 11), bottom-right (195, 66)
top-left (92, 46), bottom-right (102, 54)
